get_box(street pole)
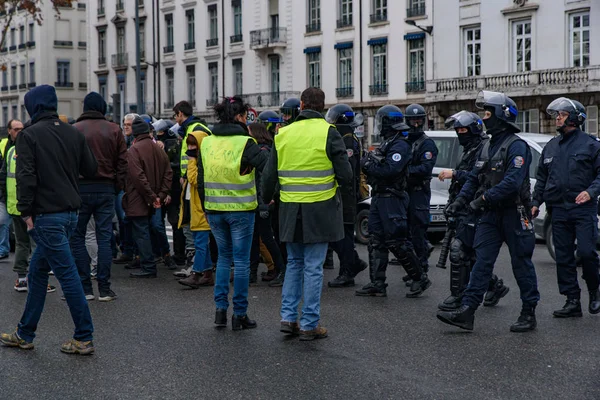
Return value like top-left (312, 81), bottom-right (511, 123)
top-left (135, 1), bottom-right (144, 114)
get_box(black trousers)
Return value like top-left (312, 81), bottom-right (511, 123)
top-left (251, 214), bottom-right (286, 273)
top-left (330, 223), bottom-right (363, 277)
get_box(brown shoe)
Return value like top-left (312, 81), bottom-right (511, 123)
top-left (262, 269), bottom-right (278, 282)
top-left (280, 321), bottom-right (300, 335)
top-left (299, 325), bottom-right (328, 341)
top-left (178, 272), bottom-right (202, 289)
top-left (198, 270), bottom-right (214, 286)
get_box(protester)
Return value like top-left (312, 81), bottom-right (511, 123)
top-left (0, 84), bottom-right (98, 355)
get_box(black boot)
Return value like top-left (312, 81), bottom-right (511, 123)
top-left (590, 289), bottom-right (600, 314)
top-left (438, 294), bottom-right (462, 311)
top-left (324, 247), bottom-right (334, 269)
top-left (268, 272), bottom-right (284, 287)
top-left (352, 259), bottom-right (368, 277)
top-left (402, 275), bottom-right (412, 287)
top-left (484, 276), bottom-right (510, 307)
top-left (249, 268), bottom-right (258, 284)
top-left (510, 304), bottom-right (537, 332)
top-left (553, 299), bottom-right (583, 318)
top-left (232, 314), bottom-right (257, 331)
top-left (328, 274), bottom-right (355, 288)
top-left (436, 305), bottom-right (475, 331)
top-left (407, 275), bottom-right (432, 298)
top-left (355, 281), bottom-right (388, 297)
top-left (214, 309), bottom-right (227, 327)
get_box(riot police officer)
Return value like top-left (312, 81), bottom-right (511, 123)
top-left (437, 111), bottom-right (510, 311)
top-left (280, 98), bottom-right (301, 126)
top-left (325, 104), bottom-right (368, 287)
top-left (533, 97), bottom-right (600, 317)
top-left (405, 104), bottom-right (438, 273)
top-left (258, 110), bottom-right (281, 138)
top-left (437, 90), bottom-right (540, 332)
top-left (356, 105), bottom-right (431, 298)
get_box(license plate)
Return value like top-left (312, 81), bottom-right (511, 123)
top-left (430, 214), bottom-right (446, 222)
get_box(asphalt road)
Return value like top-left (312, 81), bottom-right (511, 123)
top-left (0, 242), bottom-right (599, 400)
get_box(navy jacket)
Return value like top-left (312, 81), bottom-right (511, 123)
top-left (533, 128), bottom-right (600, 210)
top-left (364, 135), bottom-right (412, 188)
top-left (407, 133), bottom-right (438, 189)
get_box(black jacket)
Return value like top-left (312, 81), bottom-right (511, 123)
top-left (338, 125), bottom-right (361, 224)
top-left (16, 112), bottom-right (97, 217)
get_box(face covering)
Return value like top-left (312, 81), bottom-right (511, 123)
top-left (483, 113), bottom-right (500, 132)
top-left (186, 149), bottom-right (199, 158)
top-left (457, 133), bottom-right (474, 147)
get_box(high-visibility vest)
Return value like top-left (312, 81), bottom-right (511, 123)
top-left (275, 118), bottom-right (337, 203)
top-left (181, 121), bottom-right (211, 176)
top-left (0, 138), bottom-right (8, 159)
top-left (201, 135), bottom-right (257, 211)
top-left (5, 146), bottom-right (18, 215)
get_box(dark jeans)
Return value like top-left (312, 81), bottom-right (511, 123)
top-left (150, 207), bottom-right (171, 257)
top-left (408, 189), bottom-right (431, 270)
top-left (163, 197), bottom-right (185, 259)
top-left (12, 215), bottom-right (35, 276)
top-left (330, 223), bottom-right (363, 277)
top-left (71, 192), bottom-right (115, 294)
top-left (131, 214), bottom-right (156, 273)
top-left (18, 212), bottom-right (94, 342)
top-left (250, 213), bottom-right (285, 273)
top-left (116, 191), bottom-right (135, 257)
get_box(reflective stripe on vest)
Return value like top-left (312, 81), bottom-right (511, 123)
top-left (201, 134), bottom-right (257, 211)
top-left (275, 118), bottom-right (337, 203)
top-left (180, 121), bottom-right (211, 176)
top-left (6, 146), bottom-right (18, 215)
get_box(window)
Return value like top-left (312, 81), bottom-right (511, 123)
top-left (270, 56), bottom-right (280, 93)
top-left (186, 10), bottom-right (195, 45)
top-left (12, 104), bottom-right (17, 120)
top-left (21, 105), bottom-right (26, 123)
top-left (187, 65), bottom-right (196, 107)
top-left (98, 30), bottom-right (106, 62)
top-left (20, 64), bottom-right (25, 84)
top-left (338, 0), bottom-right (352, 27)
top-left (407, 0), bottom-right (425, 17)
top-left (307, 52), bottom-right (321, 88)
top-left (166, 68), bottom-right (174, 107)
top-left (19, 26), bottom-right (24, 45)
top-left (11, 65), bottom-right (16, 86)
top-left (2, 69), bottom-right (6, 87)
top-left (307, 0), bottom-right (321, 32)
top-left (372, 43), bottom-right (387, 93)
top-left (139, 23), bottom-right (145, 59)
top-left (585, 105), bottom-right (598, 135)
top-left (28, 23), bottom-right (34, 42)
top-left (2, 107), bottom-right (7, 126)
top-left (208, 62), bottom-right (218, 102)
top-left (515, 109), bottom-right (539, 133)
top-left (10, 28), bottom-right (15, 47)
top-left (57, 61), bottom-right (70, 85)
top-left (208, 5), bottom-right (218, 40)
top-left (29, 62), bottom-right (34, 83)
top-left (464, 26), bottom-right (481, 76)
top-left (408, 38), bottom-right (425, 91)
top-left (116, 26), bottom-right (125, 54)
top-left (233, 59), bottom-right (243, 95)
top-left (99, 81), bottom-right (107, 101)
top-left (165, 14), bottom-right (174, 49)
top-left (233, 1), bottom-right (242, 36)
top-left (371, 0), bottom-right (387, 22)
top-left (512, 19), bottom-right (532, 72)
top-left (570, 12), bottom-right (590, 68)
top-left (338, 48), bottom-right (353, 95)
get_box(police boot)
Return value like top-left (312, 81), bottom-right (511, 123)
top-left (328, 274), bottom-right (355, 288)
top-left (510, 304), bottom-right (537, 333)
top-left (436, 305), bottom-right (475, 331)
top-left (552, 299), bottom-right (583, 318)
top-left (589, 289), bottom-right (600, 314)
top-left (355, 281), bottom-right (388, 297)
top-left (483, 275), bottom-right (510, 307)
top-left (438, 294), bottom-right (463, 311)
top-left (407, 275), bottom-right (432, 298)
top-left (402, 275), bottom-right (412, 287)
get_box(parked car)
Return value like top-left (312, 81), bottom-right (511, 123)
top-left (355, 131), bottom-right (555, 245)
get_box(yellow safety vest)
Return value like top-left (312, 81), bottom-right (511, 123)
top-left (201, 135), bottom-right (257, 211)
top-left (181, 121), bottom-right (211, 176)
top-left (6, 146), bottom-right (18, 215)
top-left (275, 118), bottom-right (337, 203)
top-left (0, 138), bottom-right (8, 159)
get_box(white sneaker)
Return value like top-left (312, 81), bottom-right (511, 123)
top-left (61, 293), bottom-right (95, 301)
top-left (173, 267), bottom-right (192, 278)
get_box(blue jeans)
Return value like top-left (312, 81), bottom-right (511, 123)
top-left (192, 230), bottom-right (212, 273)
top-left (131, 215), bottom-right (156, 274)
top-left (281, 242), bottom-right (328, 331)
top-left (208, 212), bottom-right (255, 316)
top-left (150, 208), bottom-right (171, 257)
top-left (0, 202), bottom-right (11, 255)
top-left (18, 212), bottom-right (94, 342)
top-left (70, 193), bottom-right (115, 294)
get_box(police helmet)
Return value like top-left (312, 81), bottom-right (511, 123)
top-left (280, 98), bottom-right (301, 125)
top-left (445, 111), bottom-right (485, 137)
top-left (325, 104), bottom-right (355, 126)
top-left (375, 105), bottom-right (409, 138)
top-left (152, 119), bottom-right (175, 133)
top-left (475, 90), bottom-right (520, 131)
top-left (546, 97), bottom-right (586, 127)
top-left (404, 103), bottom-right (427, 128)
top-left (258, 110), bottom-right (281, 124)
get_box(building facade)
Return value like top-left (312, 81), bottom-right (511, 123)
top-left (0, 1), bottom-right (88, 125)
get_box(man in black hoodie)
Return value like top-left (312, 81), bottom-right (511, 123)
top-left (71, 92), bottom-right (128, 302)
top-left (0, 85), bottom-right (98, 355)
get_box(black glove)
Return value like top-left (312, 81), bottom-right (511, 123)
top-left (446, 198), bottom-right (466, 216)
top-left (259, 204), bottom-right (270, 219)
top-left (469, 195), bottom-right (487, 212)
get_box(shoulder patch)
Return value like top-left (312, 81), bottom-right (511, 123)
top-left (346, 149), bottom-right (354, 158)
top-left (543, 157), bottom-right (553, 164)
top-left (513, 156), bottom-right (524, 168)
top-left (475, 160), bottom-right (485, 168)
top-left (424, 152), bottom-right (433, 160)
top-left (392, 153), bottom-right (402, 162)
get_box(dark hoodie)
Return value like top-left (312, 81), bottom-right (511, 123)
top-left (74, 92), bottom-right (128, 192)
top-left (16, 85), bottom-right (98, 217)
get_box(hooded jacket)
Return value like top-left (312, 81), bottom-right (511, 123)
top-left (16, 85), bottom-right (98, 217)
top-left (178, 130), bottom-right (210, 231)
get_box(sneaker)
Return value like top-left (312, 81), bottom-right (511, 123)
top-left (61, 293), bottom-right (95, 301)
top-left (173, 266), bottom-right (192, 278)
top-left (90, 266), bottom-right (97, 279)
top-left (185, 249), bottom-right (196, 267)
top-left (13, 279), bottom-right (27, 292)
top-left (98, 290), bottom-right (117, 302)
top-left (0, 331), bottom-right (34, 350)
top-left (60, 339), bottom-right (95, 355)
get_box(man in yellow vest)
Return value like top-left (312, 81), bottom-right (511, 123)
top-left (262, 87), bottom-right (352, 341)
top-left (0, 122), bottom-right (13, 263)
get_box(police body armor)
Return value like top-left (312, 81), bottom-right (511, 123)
top-left (448, 139), bottom-right (487, 204)
top-left (475, 135), bottom-right (531, 208)
top-left (370, 136), bottom-right (407, 196)
top-left (408, 133), bottom-right (432, 190)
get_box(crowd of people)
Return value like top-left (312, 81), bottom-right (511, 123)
top-left (0, 82), bottom-right (598, 355)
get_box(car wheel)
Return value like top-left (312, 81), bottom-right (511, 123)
top-left (545, 223), bottom-right (556, 261)
top-left (427, 232), bottom-right (445, 245)
top-left (355, 209), bottom-right (369, 245)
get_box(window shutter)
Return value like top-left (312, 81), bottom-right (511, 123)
top-left (586, 105), bottom-right (598, 135)
top-left (529, 108), bottom-right (539, 133)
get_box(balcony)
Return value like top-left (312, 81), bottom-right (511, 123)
top-left (1, 86), bottom-right (7, 92)
top-left (78, 3), bottom-right (86, 10)
top-left (249, 28), bottom-right (287, 50)
top-left (336, 16), bottom-right (353, 29)
top-left (306, 22), bottom-right (321, 34)
top-left (98, 56), bottom-right (106, 65)
top-left (111, 53), bottom-right (128, 69)
top-left (8, 45), bottom-right (16, 52)
top-left (230, 34), bottom-right (243, 44)
top-left (18, 83), bottom-right (26, 89)
top-left (370, 12), bottom-right (388, 24)
top-left (0, 48), bottom-right (6, 54)
top-left (28, 82), bottom-right (35, 88)
top-left (425, 66), bottom-right (600, 103)
top-left (206, 38), bottom-right (218, 47)
top-left (163, 45), bottom-right (174, 53)
top-left (18, 43), bottom-right (25, 50)
top-left (97, 7), bottom-right (105, 16)
top-left (26, 41), bottom-right (35, 48)
top-left (239, 91), bottom-right (301, 108)
top-left (116, 1), bottom-right (124, 12)
top-left (79, 82), bottom-right (87, 89)
top-left (184, 42), bottom-right (195, 51)
top-left (407, 4), bottom-right (426, 18)
top-left (336, 87), bottom-right (354, 98)
top-left (140, 50), bottom-right (146, 60)
top-left (9, 85), bottom-right (17, 91)
top-left (138, 0), bottom-right (145, 7)
top-left (369, 84), bottom-right (388, 96)
top-left (78, 41), bottom-right (87, 48)
top-left (55, 82), bottom-right (74, 88)
top-left (405, 81), bottom-right (425, 93)
top-left (54, 40), bottom-right (73, 47)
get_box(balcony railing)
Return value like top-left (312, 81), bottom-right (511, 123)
top-left (111, 53), bottom-right (128, 68)
top-left (230, 34), bottom-right (243, 43)
top-left (206, 38), bottom-right (218, 47)
top-left (336, 16), bottom-right (353, 28)
top-left (18, 83), bottom-right (26, 89)
top-left (163, 45), bottom-right (174, 53)
top-left (406, 81), bottom-right (425, 93)
top-left (369, 84), bottom-right (388, 96)
top-left (239, 91), bottom-right (301, 108)
top-left (78, 41), bottom-right (87, 48)
top-left (26, 41), bottom-right (35, 48)
top-left (98, 56), bottom-right (106, 65)
top-left (249, 28), bottom-right (287, 49)
top-left (79, 82), bottom-right (87, 89)
top-left (336, 87), bottom-right (354, 98)
top-left (116, 1), bottom-right (124, 12)
top-left (54, 40), bottom-right (73, 47)
top-left (8, 45), bottom-right (16, 51)
top-left (184, 42), bottom-right (195, 50)
top-left (78, 3), bottom-right (86, 10)
top-left (97, 7), bottom-right (105, 16)
top-left (9, 84), bottom-right (17, 90)
top-left (138, 0), bottom-right (144, 7)
top-left (370, 12), bottom-right (388, 23)
top-left (306, 22), bottom-right (321, 33)
top-left (1, 86), bottom-right (7, 92)
top-left (28, 82), bottom-right (35, 88)
top-left (18, 43), bottom-right (25, 50)
top-left (407, 4), bottom-right (426, 18)
top-left (55, 82), bottom-right (74, 88)
top-left (0, 48), bottom-right (7, 54)
top-left (140, 50), bottom-right (145, 60)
